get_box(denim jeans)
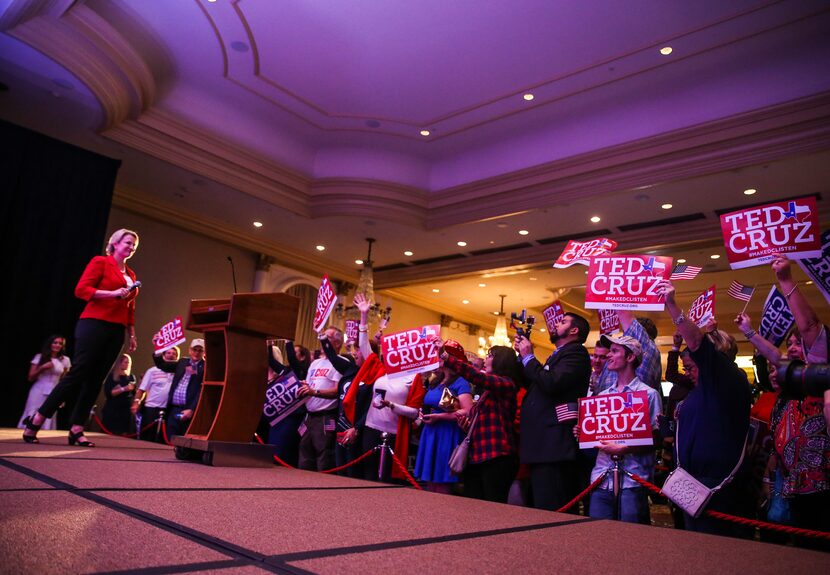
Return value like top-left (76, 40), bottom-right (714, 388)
top-left (589, 487), bottom-right (650, 524)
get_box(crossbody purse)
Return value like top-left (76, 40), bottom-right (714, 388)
top-left (448, 391), bottom-right (489, 475)
top-left (662, 420), bottom-right (748, 518)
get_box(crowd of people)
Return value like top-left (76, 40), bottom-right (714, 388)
top-left (17, 226), bottom-right (829, 550)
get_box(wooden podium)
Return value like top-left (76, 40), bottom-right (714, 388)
top-left (171, 292), bottom-right (299, 467)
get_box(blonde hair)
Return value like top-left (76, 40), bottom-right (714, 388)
top-left (706, 329), bottom-right (738, 361)
top-left (105, 228), bottom-right (139, 255)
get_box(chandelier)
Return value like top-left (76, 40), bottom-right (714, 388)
top-left (334, 238), bottom-right (392, 323)
top-left (478, 295), bottom-right (511, 355)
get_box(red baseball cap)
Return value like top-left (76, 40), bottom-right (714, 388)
top-left (443, 339), bottom-right (468, 363)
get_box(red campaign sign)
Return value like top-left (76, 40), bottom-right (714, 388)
top-left (720, 196), bottom-right (822, 270)
top-left (553, 237), bottom-right (618, 268)
top-left (597, 309), bottom-right (621, 336)
top-left (585, 254), bottom-right (672, 311)
top-left (542, 301), bottom-right (565, 332)
top-left (345, 319), bottom-right (359, 344)
top-left (687, 284), bottom-right (716, 328)
top-left (313, 274), bottom-right (337, 333)
top-left (578, 391), bottom-right (653, 448)
top-left (152, 316), bottom-right (186, 355)
top-left (381, 324), bottom-right (441, 378)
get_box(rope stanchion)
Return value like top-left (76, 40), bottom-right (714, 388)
top-left (626, 471), bottom-right (830, 541)
top-left (556, 470), bottom-right (607, 513)
top-left (390, 452), bottom-right (423, 490)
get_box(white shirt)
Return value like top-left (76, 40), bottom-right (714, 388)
top-left (304, 357), bottom-right (342, 412)
top-left (30, 354), bottom-right (71, 393)
top-left (139, 367), bottom-right (174, 408)
top-left (365, 374), bottom-right (415, 434)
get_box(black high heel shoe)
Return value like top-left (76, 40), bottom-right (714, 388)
top-left (22, 415), bottom-right (41, 444)
top-left (68, 430), bottom-right (95, 448)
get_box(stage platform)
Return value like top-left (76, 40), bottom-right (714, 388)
top-left (0, 428), bottom-right (826, 574)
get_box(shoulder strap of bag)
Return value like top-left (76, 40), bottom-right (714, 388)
top-left (675, 418), bottom-right (749, 492)
top-left (464, 390), bottom-right (490, 440)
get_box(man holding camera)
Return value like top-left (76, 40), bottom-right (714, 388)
top-left (515, 313), bottom-right (591, 511)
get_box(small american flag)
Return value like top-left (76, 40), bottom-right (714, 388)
top-left (727, 281), bottom-right (755, 302)
top-left (555, 403), bottom-right (578, 422)
top-left (670, 265), bottom-right (702, 280)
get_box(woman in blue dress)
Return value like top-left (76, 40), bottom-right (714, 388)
top-left (414, 340), bottom-right (473, 493)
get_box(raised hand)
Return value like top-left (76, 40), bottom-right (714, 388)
top-left (354, 292), bottom-right (372, 313)
top-left (770, 252), bottom-right (793, 283)
top-left (734, 313), bottom-right (752, 334)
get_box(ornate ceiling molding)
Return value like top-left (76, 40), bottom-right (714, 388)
top-left (2, 0), bottom-right (156, 129)
top-left (104, 108), bottom-right (312, 216)
top-left (427, 92), bottom-right (830, 228)
top-left (310, 179), bottom-right (428, 224)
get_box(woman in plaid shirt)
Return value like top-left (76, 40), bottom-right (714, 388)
top-left (440, 345), bottom-right (522, 503)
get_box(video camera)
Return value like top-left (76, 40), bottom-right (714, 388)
top-left (510, 309), bottom-right (536, 338)
top-left (775, 360), bottom-right (829, 400)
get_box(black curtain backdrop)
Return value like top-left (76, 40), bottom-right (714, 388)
top-left (0, 121), bottom-right (121, 428)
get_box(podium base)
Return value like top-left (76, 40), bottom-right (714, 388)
top-left (171, 436), bottom-right (274, 468)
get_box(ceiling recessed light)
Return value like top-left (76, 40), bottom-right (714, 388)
top-left (316, 245), bottom-right (326, 251)
top-left (806, 281), bottom-right (813, 285)
top-left (457, 241), bottom-right (467, 247)
top-left (404, 251), bottom-right (413, 256)
top-left (590, 216), bottom-right (601, 223)
top-left (661, 203), bottom-right (673, 210)
top-left (478, 283), bottom-right (486, 287)
top-left (518, 230), bottom-right (529, 235)
top-left (252, 221), bottom-right (263, 228)
top-left (539, 328), bottom-right (546, 333)
top-left (677, 258), bottom-right (687, 264)
top-left (529, 277), bottom-right (537, 281)
top-left (710, 254), bottom-right (720, 259)
top-left (496, 222), bottom-right (508, 228)
top-left (585, 271), bottom-right (589, 275)
top-left (420, 130), bottom-right (430, 136)
top-left (523, 93), bottom-right (534, 101)
top-left (660, 46), bottom-right (673, 55)
top-left (743, 188), bottom-right (757, 195)
top-left (462, 299), bottom-right (470, 304)
top-left (493, 311), bottom-right (500, 315)
top-left (355, 259), bottom-right (364, 265)
top-left (432, 289), bottom-right (440, 293)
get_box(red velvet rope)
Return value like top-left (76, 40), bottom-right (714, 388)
top-left (556, 470), bottom-right (608, 513)
top-left (625, 471), bottom-right (830, 541)
top-left (253, 432), bottom-right (378, 474)
top-left (390, 451), bottom-right (423, 490)
top-left (92, 413), bottom-right (157, 438)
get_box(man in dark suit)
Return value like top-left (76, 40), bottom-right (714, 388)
top-left (515, 313), bottom-right (591, 511)
top-left (154, 338), bottom-right (205, 438)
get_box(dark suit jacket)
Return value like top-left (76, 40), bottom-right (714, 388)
top-left (519, 341), bottom-right (591, 464)
top-left (155, 355), bottom-right (205, 412)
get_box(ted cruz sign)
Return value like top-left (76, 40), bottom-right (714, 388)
top-left (720, 196), bottom-right (821, 270)
top-left (578, 391), bottom-right (653, 448)
top-left (381, 325), bottom-right (441, 378)
top-left (553, 237), bottom-right (618, 268)
top-left (687, 285), bottom-right (716, 328)
top-left (585, 255), bottom-right (672, 311)
top-left (263, 371), bottom-right (309, 427)
top-left (152, 316), bottom-right (186, 355)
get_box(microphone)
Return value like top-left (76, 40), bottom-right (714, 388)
top-left (127, 280), bottom-right (142, 293)
top-left (227, 256), bottom-right (238, 293)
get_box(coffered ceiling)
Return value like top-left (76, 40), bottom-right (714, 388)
top-left (2, 0), bottom-right (829, 341)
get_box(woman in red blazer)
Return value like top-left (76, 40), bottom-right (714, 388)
top-left (23, 229), bottom-right (141, 447)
